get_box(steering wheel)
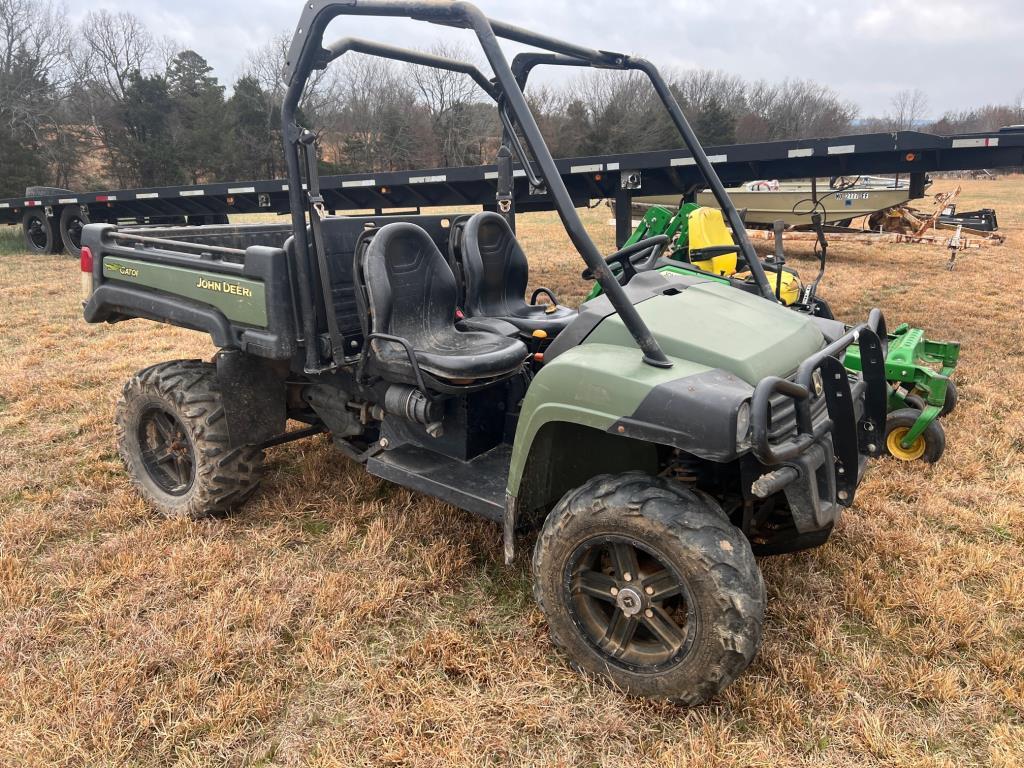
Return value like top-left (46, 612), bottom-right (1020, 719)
top-left (582, 235), bottom-right (670, 284)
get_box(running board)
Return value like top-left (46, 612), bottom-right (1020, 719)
top-left (366, 443), bottom-right (511, 522)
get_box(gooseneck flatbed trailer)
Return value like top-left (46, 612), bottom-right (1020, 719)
top-left (4, 126), bottom-right (1023, 257)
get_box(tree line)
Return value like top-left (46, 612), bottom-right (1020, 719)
top-left (2, 0), bottom-right (1022, 198)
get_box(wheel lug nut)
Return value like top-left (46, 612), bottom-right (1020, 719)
top-left (645, 587), bottom-right (654, 595)
top-left (610, 587), bottom-right (619, 596)
top-left (645, 610), bottom-right (654, 619)
top-left (623, 572), bottom-right (633, 582)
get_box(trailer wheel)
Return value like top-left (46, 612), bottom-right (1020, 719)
top-left (116, 360), bottom-right (265, 520)
top-left (884, 408), bottom-right (946, 463)
top-left (59, 205), bottom-right (90, 258)
top-left (533, 472), bottom-right (765, 706)
top-left (22, 210), bottom-right (62, 255)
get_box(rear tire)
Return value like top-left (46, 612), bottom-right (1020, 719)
top-left (22, 210), bottom-right (61, 255)
top-left (532, 472), bottom-right (765, 706)
top-left (116, 360), bottom-right (265, 519)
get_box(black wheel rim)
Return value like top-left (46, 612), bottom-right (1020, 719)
top-left (138, 407), bottom-right (196, 496)
top-left (66, 217), bottom-right (84, 250)
top-left (565, 535), bottom-right (699, 673)
top-left (26, 217), bottom-right (48, 249)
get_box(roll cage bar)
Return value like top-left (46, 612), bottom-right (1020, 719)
top-left (282, 0), bottom-right (776, 374)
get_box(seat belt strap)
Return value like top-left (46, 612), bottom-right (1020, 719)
top-left (300, 132), bottom-right (346, 366)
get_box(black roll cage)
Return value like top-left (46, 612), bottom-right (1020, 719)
top-left (282, 0), bottom-right (777, 374)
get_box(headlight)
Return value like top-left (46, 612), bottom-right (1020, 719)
top-left (736, 401), bottom-right (752, 445)
top-left (812, 369), bottom-right (824, 398)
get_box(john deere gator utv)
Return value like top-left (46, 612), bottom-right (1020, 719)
top-left (81, 0), bottom-right (892, 705)
top-left (587, 203), bottom-right (960, 463)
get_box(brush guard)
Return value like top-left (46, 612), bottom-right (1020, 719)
top-left (751, 309), bottom-right (888, 508)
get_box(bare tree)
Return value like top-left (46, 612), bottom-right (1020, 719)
top-left (0, 0), bottom-right (74, 192)
top-left (409, 42), bottom-right (492, 167)
top-left (243, 32), bottom-right (335, 118)
top-left (888, 88), bottom-right (930, 132)
top-left (0, 0), bottom-right (72, 131)
top-left (322, 54), bottom-right (433, 172)
top-left (78, 10), bottom-right (156, 100)
top-left (675, 70), bottom-right (747, 117)
top-left (740, 79), bottom-right (857, 142)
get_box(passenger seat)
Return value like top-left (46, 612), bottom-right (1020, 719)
top-left (459, 212), bottom-right (577, 337)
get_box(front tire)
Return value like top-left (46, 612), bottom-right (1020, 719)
top-left (532, 473), bottom-right (765, 706)
top-left (884, 408), bottom-right (946, 463)
top-left (116, 361), bottom-right (265, 519)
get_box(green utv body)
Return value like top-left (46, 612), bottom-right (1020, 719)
top-left (80, 0), bottom-right (895, 706)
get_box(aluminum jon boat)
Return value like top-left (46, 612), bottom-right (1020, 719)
top-left (640, 176), bottom-right (924, 227)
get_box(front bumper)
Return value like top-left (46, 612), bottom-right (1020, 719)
top-left (749, 309), bottom-right (889, 531)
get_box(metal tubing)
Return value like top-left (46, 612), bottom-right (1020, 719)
top-left (510, 51), bottom-right (778, 302)
top-left (109, 231), bottom-right (245, 257)
top-left (282, 0), bottom-right (674, 368)
top-left (323, 37), bottom-right (499, 99)
top-left (457, 4), bottom-right (672, 367)
top-left (261, 425), bottom-right (328, 450)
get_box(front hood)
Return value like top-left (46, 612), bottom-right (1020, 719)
top-left (584, 282), bottom-right (825, 386)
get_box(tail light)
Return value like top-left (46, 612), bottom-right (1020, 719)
top-left (80, 246), bottom-right (94, 302)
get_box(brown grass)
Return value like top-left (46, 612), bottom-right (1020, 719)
top-left (1, 179), bottom-right (1022, 767)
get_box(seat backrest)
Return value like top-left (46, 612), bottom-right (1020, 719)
top-left (688, 207), bottom-right (739, 276)
top-left (361, 222), bottom-right (458, 345)
top-left (461, 212), bottom-right (530, 318)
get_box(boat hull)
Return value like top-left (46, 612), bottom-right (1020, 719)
top-left (640, 187), bottom-right (916, 226)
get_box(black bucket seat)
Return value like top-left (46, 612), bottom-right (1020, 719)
top-left (460, 212), bottom-right (577, 336)
top-left (359, 222), bottom-right (528, 386)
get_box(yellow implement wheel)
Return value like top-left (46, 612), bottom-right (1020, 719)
top-left (886, 427), bottom-right (927, 462)
top-left (884, 408), bottom-right (946, 464)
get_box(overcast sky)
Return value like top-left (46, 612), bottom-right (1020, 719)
top-left (70, 0), bottom-right (1022, 119)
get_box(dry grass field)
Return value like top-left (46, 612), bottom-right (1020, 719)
top-left (1, 179), bottom-right (1022, 767)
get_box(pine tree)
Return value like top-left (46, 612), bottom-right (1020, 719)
top-left (167, 50), bottom-right (227, 183)
top-left (226, 75), bottom-right (278, 179)
top-left (692, 95), bottom-right (737, 147)
top-left (121, 72), bottom-right (183, 186)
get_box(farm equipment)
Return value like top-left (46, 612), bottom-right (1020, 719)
top-left (81, 0), bottom-right (895, 705)
top-left (589, 204), bottom-right (960, 462)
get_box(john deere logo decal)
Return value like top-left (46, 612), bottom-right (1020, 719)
top-left (195, 277), bottom-right (254, 298)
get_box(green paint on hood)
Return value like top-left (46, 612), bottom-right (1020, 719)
top-left (585, 282), bottom-right (825, 385)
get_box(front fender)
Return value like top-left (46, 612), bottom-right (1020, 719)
top-left (507, 343), bottom-right (753, 498)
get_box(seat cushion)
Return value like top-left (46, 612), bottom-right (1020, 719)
top-left (457, 316), bottom-right (521, 338)
top-left (502, 304), bottom-right (578, 335)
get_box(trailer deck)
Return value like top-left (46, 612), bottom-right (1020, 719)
top-left (4, 126), bottom-right (1022, 254)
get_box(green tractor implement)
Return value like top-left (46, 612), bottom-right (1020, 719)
top-left (589, 204), bottom-right (960, 463)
